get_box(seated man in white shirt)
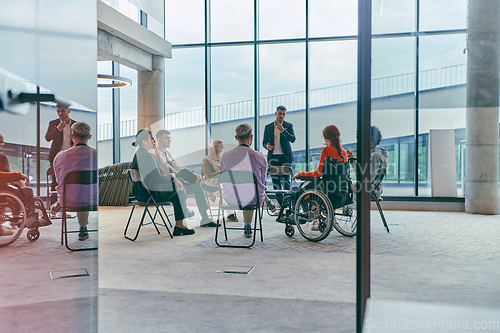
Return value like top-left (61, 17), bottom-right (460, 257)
top-left (52, 122), bottom-right (97, 241)
top-left (219, 124), bottom-right (268, 238)
top-left (152, 129), bottom-right (220, 227)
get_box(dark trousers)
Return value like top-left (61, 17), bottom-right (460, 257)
top-left (151, 190), bottom-right (186, 221)
top-left (176, 169), bottom-right (209, 218)
top-left (269, 155), bottom-right (291, 205)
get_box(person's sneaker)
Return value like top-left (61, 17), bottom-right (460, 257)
top-left (311, 223), bottom-right (319, 231)
top-left (78, 226), bottom-right (89, 241)
top-left (0, 223), bottom-right (17, 236)
top-left (200, 217), bottom-right (221, 227)
top-left (50, 202), bottom-right (61, 218)
top-left (226, 213), bottom-right (238, 222)
top-left (173, 226), bottom-right (195, 236)
top-left (266, 200), bottom-right (277, 213)
top-left (244, 224), bottom-right (252, 238)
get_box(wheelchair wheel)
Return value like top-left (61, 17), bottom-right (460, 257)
top-left (294, 190), bottom-right (333, 242)
top-left (0, 191), bottom-right (26, 247)
top-left (333, 196), bottom-right (357, 237)
top-left (27, 228), bottom-right (40, 241)
top-left (285, 224), bottom-right (294, 237)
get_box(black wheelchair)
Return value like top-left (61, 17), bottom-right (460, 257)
top-left (272, 157), bottom-right (357, 242)
top-left (0, 173), bottom-right (51, 247)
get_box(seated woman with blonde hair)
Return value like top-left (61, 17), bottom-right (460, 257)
top-left (202, 140), bottom-right (238, 222)
top-left (292, 124), bottom-right (350, 181)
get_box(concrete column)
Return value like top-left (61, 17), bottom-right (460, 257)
top-left (137, 55), bottom-right (164, 130)
top-left (465, 0), bottom-right (500, 214)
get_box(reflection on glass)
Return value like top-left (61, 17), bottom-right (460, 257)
top-left (372, 0), bottom-right (415, 34)
top-left (211, 0), bottom-right (253, 42)
top-left (166, 0), bottom-right (205, 44)
top-left (309, 0), bottom-right (357, 37)
top-left (259, 0), bottom-right (305, 40)
top-left (420, 0), bottom-right (467, 31)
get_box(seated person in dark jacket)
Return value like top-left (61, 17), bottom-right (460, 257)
top-left (131, 129), bottom-right (194, 236)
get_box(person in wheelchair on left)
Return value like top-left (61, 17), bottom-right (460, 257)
top-left (0, 133), bottom-right (35, 235)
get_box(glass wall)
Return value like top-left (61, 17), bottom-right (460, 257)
top-left (419, 34), bottom-right (467, 196)
top-left (211, 45), bottom-right (254, 149)
top-left (211, 0), bottom-right (254, 42)
top-left (371, 37), bottom-right (416, 196)
top-left (157, 1), bottom-right (472, 198)
top-left (164, 48), bottom-right (206, 173)
top-left (309, 40), bottom-right (357, 173)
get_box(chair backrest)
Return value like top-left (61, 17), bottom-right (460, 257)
top-left (218, 170), bottom-right (260, 208)
top-left (219, 170), bottom-right (257, 185)
top-left (62, 170), bottom-right (98, 211)
top-left (267, 165), bottom-right (293, 176)
top-left (127, 168), bottom-right (154, 203)
top-left (321, 157), bottom-right (352, 209)
top-left (128, 169), bottom-right (142, 184)
top-left (371, 167), bottom-right (386, 197)
top-left (321, 157), bottom-right (350, 193)
top-left (63, 170), bottom-right (98, 186)
top-left (46, 166), bottom-right (54, 177)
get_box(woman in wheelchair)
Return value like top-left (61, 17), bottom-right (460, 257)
top-left (292, 124), bottom-right (350, 181)
top-left (278, 125), bottom-right (356, 241)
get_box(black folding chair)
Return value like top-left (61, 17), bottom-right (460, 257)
top-left (61, 170), bottom-right (98, 251)
top-left (124, 169), bottom-right (173, 241)
top-left (215, 170), bottom-right (263, 248)
top-left (371, 168), bottom-right (389, 233)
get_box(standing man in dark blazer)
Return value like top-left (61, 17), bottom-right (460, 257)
top-left (262, 105), bottom-right (296, 205)
top-left (45, 105), bottom-right (76, 206)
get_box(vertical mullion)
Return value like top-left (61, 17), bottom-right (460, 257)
top-left (305, 0), bottom-right (310, 171)
top-left (414, 0), bottom-right (420, 196)
top-left (356, 0), bottom-right (372, 331)
top-left (254, 0), bottom-right (260, 151)
top-left (36, 86), bottom-right (41, 196)
top-left (112, 62), bottom-right (121, 164)
top-left (205, 0), bottom-right (211, 156)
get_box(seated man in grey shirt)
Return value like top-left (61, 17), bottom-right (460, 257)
top-left (220, 124), bottom-right (268, 238)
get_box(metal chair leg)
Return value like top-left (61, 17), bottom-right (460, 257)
top-left (124, 204), bottom-right (148, 241)
top-left (62, 211), bottom-right (97, 251)
top-left (375, 198), bottom-right (389, 233)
